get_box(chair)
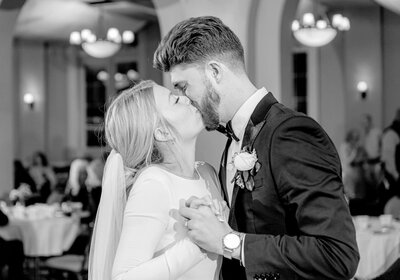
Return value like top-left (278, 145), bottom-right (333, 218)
top-left (384, 196), bottom-right (400, 219)
top-left (42, 244), bottom-right (89, 280)
top-left (41, 228), bottom-right (91, 280)
top-left (373, 258), bottom-right (400, 280)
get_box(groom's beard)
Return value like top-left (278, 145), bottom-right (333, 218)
top-left (198, 81), bottom-right (220, 131)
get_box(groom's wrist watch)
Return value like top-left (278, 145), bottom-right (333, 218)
top-left (222, 231), bottom-right (243, 259)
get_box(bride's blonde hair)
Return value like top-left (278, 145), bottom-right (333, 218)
top-left (105, 80), bottom-right (165, 186)
top-left (90, 80), bottom-right (191, 280)
top-left (91, 80), bottom-right (182, 280)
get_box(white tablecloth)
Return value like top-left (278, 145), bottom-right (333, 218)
top-left (354, 216), bottom-right (400, 279)
top-left (0, 207), bottom-right (80, 257)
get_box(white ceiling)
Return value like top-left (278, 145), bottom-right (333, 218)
top-left (14, 0), bottom-right (400, 42)
top-left (319, 0), bottom-right (376, 8)
top-left (374, 0), bottom-right (400, 14)
top-left (15, 0), bottom-right (156, 42)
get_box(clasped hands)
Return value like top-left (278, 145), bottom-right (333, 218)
top-left (179, 195), bottom-right (232, 255)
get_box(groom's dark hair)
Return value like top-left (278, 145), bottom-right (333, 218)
top-left (153, 16), bottom-right (245, 72)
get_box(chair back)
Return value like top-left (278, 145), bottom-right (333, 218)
top-left (384, 196), bottom-right (400, 219)
top-left (81, 224), bottom-right (94, 273)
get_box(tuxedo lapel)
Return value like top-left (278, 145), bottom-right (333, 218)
top-left (228, 92), bottom-right (278, 229)
top-left (228, 119), bottom-right (265, 227)
top-left (219, 138), bottom-right (232, 204)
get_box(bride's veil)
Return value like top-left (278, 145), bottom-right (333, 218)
top-left (88, 150), bottom-right (127, 280)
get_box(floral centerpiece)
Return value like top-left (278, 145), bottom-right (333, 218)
top-left (9, 183), bottom-right (33, 205)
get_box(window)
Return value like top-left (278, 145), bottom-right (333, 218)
top-left (85, 64), bottom-right (107, 147)
top-left (293, 52), bottom-right (307, 114)
top-left (83, 58), bottom-right (141, 148)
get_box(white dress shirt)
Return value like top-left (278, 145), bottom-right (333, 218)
top-left (225, 88), bottom-right (268, 204)
top-left (224, 88), bottom-right (268, 267)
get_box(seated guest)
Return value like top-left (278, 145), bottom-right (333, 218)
top-left (64, 159), bottom-right (89, 208)
top-left (14, 160), bottom-right (35, 191)
top-left (340, 129), bottom-right (375, 215)
top-left (28, 151), bottom-right (57, 203)
top-left (361, 114), bottom-right (382, 164)
top-left (0, 209), bottom-right (24, 279)
top-left (85, 157), bottom-right (105, 221)
top-left (13, 160), bottom-right (37, 206)
top-left (340, 130), bottom-right (369, 198)
top-left (377, 109), bottom-right (400, 213)
top-left (62, 159), bottom-right (92, 255)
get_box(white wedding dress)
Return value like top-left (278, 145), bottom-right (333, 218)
top-left (111, 162), bottom-right (224, 280)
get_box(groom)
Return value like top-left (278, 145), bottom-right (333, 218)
top-left (154, 16), bottom-right (359, 280)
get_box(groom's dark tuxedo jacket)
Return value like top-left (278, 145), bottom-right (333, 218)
top-left (219, 93), bottom-right (359, 280)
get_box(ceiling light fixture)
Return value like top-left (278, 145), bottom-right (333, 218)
top-left (69, 9), bottom-right (135, 58)
top-left (292, 9), bottom-right (350, 47)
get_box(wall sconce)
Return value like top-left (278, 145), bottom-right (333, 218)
top-left (357, 81), bottom-right (368, 100)
top-left (23, 93), bottom-right (35, 110)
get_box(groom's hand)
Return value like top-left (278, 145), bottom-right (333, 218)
top-left (179, 203), bottom-right (231, 255)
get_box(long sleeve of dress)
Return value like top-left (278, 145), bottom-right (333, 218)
top-left (112, 174), bottom-right (206, 280)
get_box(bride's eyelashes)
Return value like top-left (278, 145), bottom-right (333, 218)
top-left (175, 96), bottom-right (180, 104)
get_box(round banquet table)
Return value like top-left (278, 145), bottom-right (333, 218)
top-left (0, 206), bottom-right (80, 257)
top-left (354, 216), bottom-right (400, 280)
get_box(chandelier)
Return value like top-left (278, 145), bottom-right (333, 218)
top-left (292, 12), bottom-right (350, 47)
top-left (69, 10), bottom-right (135, 58)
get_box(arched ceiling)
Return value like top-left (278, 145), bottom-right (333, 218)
top-left (15, 0), bottom-right (156, 42)
top-left (14, 0), bottom-right (400, 42)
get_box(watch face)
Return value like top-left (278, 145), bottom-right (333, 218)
top-left (224, 233), bottom-right (241, 249)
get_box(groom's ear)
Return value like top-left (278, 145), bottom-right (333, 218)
top-left (154, 127), bottom-right (173, 142)
top-left (205, 61), bottom-right (222, 83)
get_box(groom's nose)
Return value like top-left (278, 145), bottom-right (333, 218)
top-left (185, 96), bottom-right (201, 110)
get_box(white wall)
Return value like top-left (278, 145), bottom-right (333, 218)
top-left (343, 7), bottom-right (383, 131)
top-left (47, 45), bottom-right (70, 161)
top-left (14, 41), bottom-right (88, 163)
top-left (0, 9), bottom-right (19, 196)
top-left (319, 42), bottom-right (346, 149)
top-left (16, 40), bottom-right (46, 161)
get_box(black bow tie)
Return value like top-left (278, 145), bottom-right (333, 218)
top-left (216, 121), bottom-right (239, 142)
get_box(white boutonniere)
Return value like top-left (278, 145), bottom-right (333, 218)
top-left (230, 145), bottom-right (261, 191)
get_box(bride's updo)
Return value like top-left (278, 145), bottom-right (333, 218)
top-left (104, 80), bottom-right (164, 186)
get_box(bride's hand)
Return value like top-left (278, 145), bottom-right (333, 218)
top-left (185, 196), bottom-right (228, 221)
top-left (186, 195), bottom-right (212, 209)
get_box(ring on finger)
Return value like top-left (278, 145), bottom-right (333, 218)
top-left (216, 214), bottom-right (225, 222)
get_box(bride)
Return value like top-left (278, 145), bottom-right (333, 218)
top-left (88, 80), bottom-right (228, 280)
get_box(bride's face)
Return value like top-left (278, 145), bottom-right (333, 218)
top-left (153, 84), bottom-right (204, 140)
